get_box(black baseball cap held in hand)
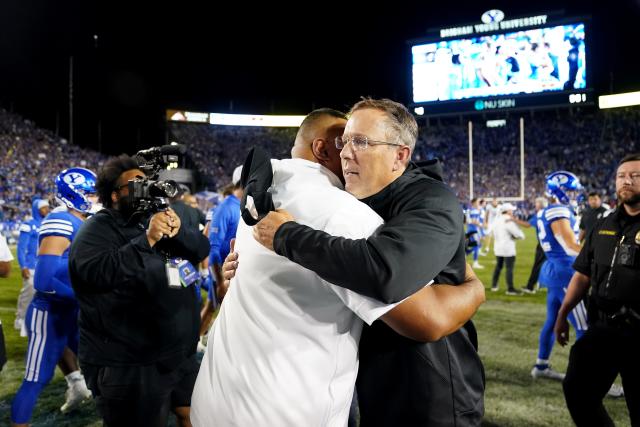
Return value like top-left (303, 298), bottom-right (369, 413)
top-left (240, 146), bottom-right (275, 226)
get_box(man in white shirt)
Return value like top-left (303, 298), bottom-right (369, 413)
top-left (490, 203), bottom-right (525, 295)
top-left (0, 233), bottom-right (14, 371)
top-left (0, 233), bottom-right (12, 277)
top-left (191, 109), bottom-right (484, 426)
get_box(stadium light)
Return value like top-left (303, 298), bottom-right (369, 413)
top-left (414, 107), bottom-right (424, 116)
top-left (599, 91), bottom-right (640, 109)
top-left (167, 109), bottom-right (306, 127)
top-left (209, 113), bottom-right (305, 127)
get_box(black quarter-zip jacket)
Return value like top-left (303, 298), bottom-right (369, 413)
top-left (273, 160), bottom-right (484, 426)
top-left (275, 160), bottom-right (465, 304)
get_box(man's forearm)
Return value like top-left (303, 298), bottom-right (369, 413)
top-left (382, 266), bottom-right (485, 342)
top-left (274, 213), bottom-right (463, 304)
top-left (558, 272), bottom-right (590, 319)
top-left (421, 275), bottom-right (485, 339)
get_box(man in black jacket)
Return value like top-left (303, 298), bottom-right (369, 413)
top-left (253, 98), bottom-right (484, 426)
top-left (69, 154), bottom-right (210, 427)
top-left (578, 191), bottom-right (609, 243)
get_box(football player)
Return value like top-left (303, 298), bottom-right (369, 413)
top-left (11, 168), bottom-right (97, 426)
top-left (531, 171), bottom-right (587, 380)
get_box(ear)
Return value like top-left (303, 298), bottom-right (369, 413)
top-left (111, 191), bottom-right (118, 205)
top-left (392, 146), bottom-right (412, 171)
top-left (311, 138), bottom-right (331, 162)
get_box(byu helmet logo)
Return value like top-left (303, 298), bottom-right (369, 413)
top-left (553, 174), bottom-right (569, 185)
top-left (63, 172), bottom-right (86, 185)
top-left (481, 9), bottom-right (505, 24)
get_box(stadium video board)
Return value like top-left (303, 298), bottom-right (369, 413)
top-left (411, 16), bottom-right (591, 115)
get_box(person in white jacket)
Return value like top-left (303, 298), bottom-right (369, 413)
top-left (491, 203), bottom-right (525, 295)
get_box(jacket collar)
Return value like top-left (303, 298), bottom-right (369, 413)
top-left (359, 159), bottom-right (444, 219)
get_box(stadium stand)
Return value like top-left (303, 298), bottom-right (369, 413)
top-left (0, 109), bottom-right (105, 241)
top-left (4, 107), bottom-right (640, 236)
top-left (414, 108), bottom-right (640, 213)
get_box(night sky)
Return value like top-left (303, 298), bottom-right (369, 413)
top-left (1, 0), bottom-right (639, 155)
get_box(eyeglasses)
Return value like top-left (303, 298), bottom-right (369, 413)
top-left (616, 172), bottom-right (640, 182)
top-left (335, 134), bottom-right (405, 151)
top-left (114, 183), bottom-right (129, 192)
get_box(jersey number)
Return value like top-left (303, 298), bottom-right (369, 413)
top-left (537, 219), bottom-right (551, 252)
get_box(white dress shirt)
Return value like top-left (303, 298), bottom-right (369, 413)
top-left (191, 159), bottom-right (399, 427)
top-left (0, 234), bottom-right (13, 262)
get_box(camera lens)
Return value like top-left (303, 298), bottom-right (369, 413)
top-left (155, 180), bottom-right (178, 198)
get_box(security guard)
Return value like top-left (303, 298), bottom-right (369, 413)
top-left (554, 153), bottom-right (640, 427)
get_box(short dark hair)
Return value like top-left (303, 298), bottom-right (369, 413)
top-left (618, 153), bottom-right (640, 167)
top-left (298, 108), bottom-right (347, 132)
top-left (96, 154), bottom-right (140, 208)
top-left (294, 108), bottom-right (347, 147)
top-left (588, 191), bottom-right (600, 198)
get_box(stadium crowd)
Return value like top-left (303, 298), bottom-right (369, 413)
top-left (414, 108), bottom-right (640, 214)
top-left (167, 107), bottom-right (640, 218)
top-left (168, 123), bottom-right (295, 190)
top-left (0, 106), bottom-right (636, 236)
top-left (0, 109), bottom-right (105, 241)
top-left (3, 107), bottom-right (639, 233)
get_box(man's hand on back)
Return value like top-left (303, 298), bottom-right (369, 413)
top-left (222, 239), bottom-right (238, 291)
top-left (252, 209), bottom-right (294, 251)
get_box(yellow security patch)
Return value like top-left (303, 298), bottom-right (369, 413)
top-left (598, 230), bottom-right (616, 236)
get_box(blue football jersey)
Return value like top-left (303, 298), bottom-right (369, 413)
top-left (39, 210), bottom-right (83, 245)
top-left (35, 210), bottom-right (84, 301)
top-left (537, 204), bottom-right (579, 287)
top-left (536, 204), bottom-right (578, 261)
top-left (467, 207), bottom-right (482, 231)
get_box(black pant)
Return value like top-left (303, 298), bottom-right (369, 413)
top-left (492, 256), bottom-right (515, 291)
top-left (0, 321), bottom-right (6, 372)
top-left (357, 322), bottom-right (484, 426)
top-left (563, 324), bottom-right (640, 426)
top-left (525, 243), bottom-right (545, 290)
top-left (83, 355), bottom-right (199, 427)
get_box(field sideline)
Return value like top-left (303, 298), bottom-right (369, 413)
top-left (0, 228), bottom-right (631, 426)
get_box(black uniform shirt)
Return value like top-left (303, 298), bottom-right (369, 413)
top-left (574, 206), bottom-right (640, 317)
top-left (579, 205), bottom-right (608, 234)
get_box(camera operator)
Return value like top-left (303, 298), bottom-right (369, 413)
top-left (69, 154), bottom-right (209, 427)
top-left (554, 153), bottom-right (640, 426)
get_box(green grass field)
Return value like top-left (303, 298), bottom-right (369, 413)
top-left (0, 229), bottom-right (632, 426)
